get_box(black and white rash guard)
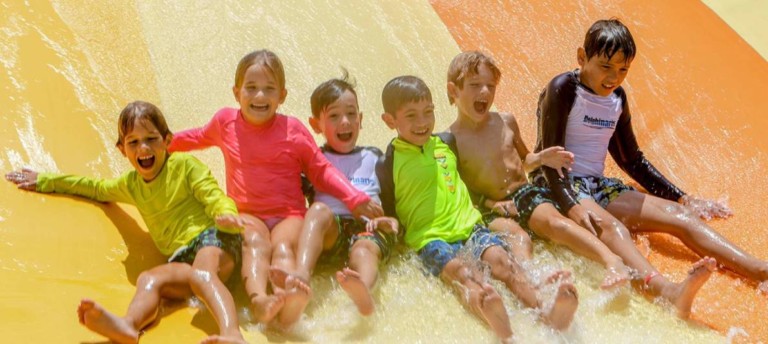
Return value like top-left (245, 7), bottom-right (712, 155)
top-left (533, 70), bottom-right (685, 212)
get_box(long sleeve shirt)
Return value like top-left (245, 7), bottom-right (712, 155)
top-left (36, 152), bottom-right (239, 256)
top-left (169, 108), bottom-right (369, 219)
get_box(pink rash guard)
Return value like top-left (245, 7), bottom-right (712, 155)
top-left (169, 108), bottom-right (369, 220)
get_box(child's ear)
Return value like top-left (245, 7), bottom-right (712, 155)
top-left (279, 88), bottom-right (288, 104)
top-left (164, 133), bottom-right (173, 146)
top-left (577, 47), bottom-right (587, 67)
top-left (232, 85), bottom-right (240, 102)
top-left (308, 116), bottom-right (322, 134)
top-left (116, 143), bottom-right (127, 157)
top-left (447, 82), bottom-right (458, 100)
top-left (381, 112), bottom-right (396, 130)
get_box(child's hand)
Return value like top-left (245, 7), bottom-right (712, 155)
top-left (215, 214), bottom-right (253, 231)
top-left (539, 146), bottom-right (574, 178)
top-left (5, 168), bottom-right (39, 191)
top-left (681, 195), bottom-right (733, 220)
top-left (566, 204), bottom-right (602, 236)
top-left (352, 199), bottom-right (384, 220)
top-left (365, 216), bottom-right (399, 235)
top-left (491, 200), bottom-right (518, 218)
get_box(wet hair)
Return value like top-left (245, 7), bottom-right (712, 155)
top-left (310, 68), bottom-right (359, 118)
top-left (583, 18), bottom-right (636, 62)
top-left (116, 101), bottom-right (171, 146)
top-left (234, 49), bottom-right (286, 89)
top-left (381, 75), bottom-right (432, 115)
top-left (446, 51), bottom-right (501, 104)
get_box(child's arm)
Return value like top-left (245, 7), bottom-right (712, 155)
top-left (6, 168), bottom-right (133, 203)
top-left (608, 92), bottom-right (731, 219)
top-left (168, 109), bottom-right (225, 153)
top-left (185, 156), bottom-right (243, 234)
top-left (537, 74), bottom-right (582, 213)
top-left (608, 90), bottom-right (685, 202)
top-left (504, 112), bottom-right (574, 175)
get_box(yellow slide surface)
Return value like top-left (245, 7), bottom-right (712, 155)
top-left (0, 1), bottom-right (764, 343)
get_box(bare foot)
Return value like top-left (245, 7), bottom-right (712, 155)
top-left (199, 334), bottom-right (247, 344)
top-left (77, 299), bottom-right (138, 344)
top-left (477, 284), bottom-right (514, 340)
top-left (249, 292), bottom-right (285, 324)
top-left (662, 256), bottom-right (716, 319)
top-left (336, 268), bottom-right (375, 316)
top-left (543, 270), bottom-right (572, 285)
top-left (541, 282), bottom-right (579, 330)
top-left (276, 275), bottom-right (312, 328)
top-left (269, 267), bottom-right (291, 289)
top-left (601, 261), bottom-right (631, 289)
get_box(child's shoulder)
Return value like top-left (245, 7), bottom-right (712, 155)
top-left (546, 69), bottom-right (580, 91)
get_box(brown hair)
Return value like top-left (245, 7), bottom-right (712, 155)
top-left (116, 101), bottom-right (171, 145)
top-left (310, 68), bottom-right (358, 118)
top-left (234, 49), bottom-right (286, 89)
top-left (446, 51), bottom-right (501, 104)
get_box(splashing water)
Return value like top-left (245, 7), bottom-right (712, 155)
top-left (681, 194), bottom-right (734, 221)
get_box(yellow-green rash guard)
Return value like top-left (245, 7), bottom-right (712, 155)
top-left (387, 136), bottom-right (481, 251)
top-left (36, 152), bottom-right (239, 256)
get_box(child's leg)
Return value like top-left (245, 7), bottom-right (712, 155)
top-left (607, 191), bottom-right (768, 281)
top-left (527, 203), bottom-right (630, 289)
top-left (580, 198), bottom-right (715, 318)
top-left (440, 258), bottom-right (513, 341)
top-left (239, 213), bottom-right (283, 323)
top-left (77, 263), bottom-right (193, 343)
top-left (191, 246), bottom-right (245, 343)
top-left (488, 217), bottom-right (533, 260)
top-left (337, 239), bottom-right (382, 316)
top-left (482, 244), bottom-right (578, 330)
top-left (291, 202), bottom-right (340, 282)
top-left (269, 217), bottom-right (310, 328)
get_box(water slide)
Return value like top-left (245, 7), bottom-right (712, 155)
top-left (1, 1), bottom-right (765, 343)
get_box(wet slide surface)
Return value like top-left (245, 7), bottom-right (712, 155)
top-left (0, 1), bottom-right (764, 343)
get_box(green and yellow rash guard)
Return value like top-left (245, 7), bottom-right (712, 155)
top-left (36, 152), bottom-right (239, 256)
top-left (377, 135), bottom-right (481, 251)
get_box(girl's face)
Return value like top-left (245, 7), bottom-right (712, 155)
top-left (233, 64), bottom-right (287, 125)
top-left (118, 118), bottom-right (171, 182)
top-left (309, 90), bottom-right (362, 154)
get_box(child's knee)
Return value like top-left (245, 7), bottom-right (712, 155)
top-left (350, 240), bottom-right (380, 260)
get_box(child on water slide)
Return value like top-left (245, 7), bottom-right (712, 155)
top-left (6, 101), bottom-right (248, 344)
top-left (270, 73), bottom-right (398, 327)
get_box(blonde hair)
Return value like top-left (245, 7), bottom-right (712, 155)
top-left (446, 51), bottom-right (501, 104)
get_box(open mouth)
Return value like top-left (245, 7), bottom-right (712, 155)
top-left (337, 132), bottom-right (354, 142)
top-left (250, 104), bottom-right (269, 112)
top-left (473, 100), bottom-right (488, 113)
top-left (412, 128), bottom-right (429, 136)
top-left (138, 155), bottom-right (155, 169)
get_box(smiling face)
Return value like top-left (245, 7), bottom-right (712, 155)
top-left (233, 64), bottom-right (287, 125)
top-left (382, 98), bottom-right (435, 146)
top-left (118, 118), bottom-right (171, 182)
top-left (578, 48), bottom-right (633, 96)
top-left (310, 90), bottom-right (361, 153)
top-left (449, 63), bottom-right (497, 123)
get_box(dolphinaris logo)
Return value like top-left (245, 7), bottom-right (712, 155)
top-left (583, 115), bottom-right (616, 129)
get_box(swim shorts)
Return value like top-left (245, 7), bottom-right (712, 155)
top-left (418, 225), bottom-right (507, 276)
top-left (322, 215), bottom-right (395, 264)
top-left (570, 176), bottom-right (635, 208)
top-left (482, 184), bottom-right (559, 232)
top-left (168, 227), bottom-right (242, 265)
